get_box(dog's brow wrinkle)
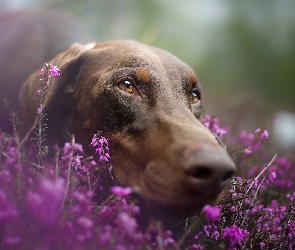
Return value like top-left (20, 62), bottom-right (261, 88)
top-left (187, 72), bottom-right (198, 84)
top-left (135, 67), bottom-right (150, 83)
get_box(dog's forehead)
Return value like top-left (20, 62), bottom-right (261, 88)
top-left (90, 41), bottom-right (197, 81)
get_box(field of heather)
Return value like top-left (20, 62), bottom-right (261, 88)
top-left (0, 65), bottom-right (294, 250)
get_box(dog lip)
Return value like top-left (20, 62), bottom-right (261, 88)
top-left (186, 175), bottom-right (230, 194)
top-left (137, 173), bottom-right (220, 210)
top-left (139, 192), bottom-right (221, 219)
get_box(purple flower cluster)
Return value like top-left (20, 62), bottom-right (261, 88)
top-left (37, 64), bottom-right (60, 115)
top-left (40, 63), bottom-right (60, 77)
top-left (91, 134), bottom-right (110, 163)
top-left (111, 186), bottom-right (133, 197)
top-left (238, 128), bottom-right (269, 156)
top-left (202, 114), bottom-right (228, 138)
top-left (26, 178), bottom-right (65, 226)
top-left (222, 225), bottom-right (249, 248)
top-left (0, 111), bottom-right (295, 249)
top-left (202, 204), bottom-right (220, 221)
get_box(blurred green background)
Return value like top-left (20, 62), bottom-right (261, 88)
top-left (1, 0), bottom-right (295, 143)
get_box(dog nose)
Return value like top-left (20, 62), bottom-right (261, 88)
top-left (183, 145), bottom-right (236, 194)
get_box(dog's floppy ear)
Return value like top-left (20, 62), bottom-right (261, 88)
top-left (22, 43), bottom-right (95, 147)
top-left (42, 55), bottom-right (86, 145)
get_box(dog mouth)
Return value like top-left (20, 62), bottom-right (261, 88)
top-left (132, 161), bottom-right (223, 218)
top-left (133, 183), bottom-right (221, 219)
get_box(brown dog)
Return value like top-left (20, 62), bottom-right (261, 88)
top-left (0, 10), bottom-right (93, 133)
top-left (20, 41), bottom-right (236, 223)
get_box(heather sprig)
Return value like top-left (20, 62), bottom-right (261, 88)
top-left (33, 63), bottom-right (60, 166)
top-left (91, 133), bottom-right (114, 182)
top-left (202, 114), bottom-right (228, 139)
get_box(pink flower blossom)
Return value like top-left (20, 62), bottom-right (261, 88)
top-left (222, 225), bottom-right (249, 248)
top-left (111, 186), bottom-right (133, 197)
top-left (244, 148), bottom-right (252, 156)
top-left (117, 212), bottom-right (138, 237)
top-left (192, 244), bottom-right (204, 249)
top-left (26, 178), bottom-right (65, 226)
top-left (201, 115), bottom-right (228, 138)
top-left (202, 204), bottom-right (220, 221)
top-left (37, 107), bottom-right (42, 115)
top-left (49, 64), bottom-right (60, 77)
top-left (40, 64), bottom-right (60, 77)
top-left (0, 190), bottom-right (18, 222)
top-left (91, 134), bottom-right (110, 163)
top-left (261, 130), bottom-right (268, 142)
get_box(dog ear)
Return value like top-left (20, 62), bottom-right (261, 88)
top-left (21, 43), bottom-right (94, 147)
top-left (42, 54), bottom-right (87, 146)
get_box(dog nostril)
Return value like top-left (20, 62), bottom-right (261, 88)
top-left (183, 146), bottom-right (236, 192)
top-left (192, 167), bottom-right (212, 180)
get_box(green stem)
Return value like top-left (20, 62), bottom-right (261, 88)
top-left (61, 155), bottom-right (73, 209)
top-left (177, 214), bottom-right (205, 248)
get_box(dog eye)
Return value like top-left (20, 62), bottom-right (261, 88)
top-left (117, 80), bottom-right (137, 94)
top-left (191, 91), bottom-right (200, 104)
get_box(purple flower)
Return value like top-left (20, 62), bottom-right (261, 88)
top-left (230, 206), bottom-right (236, 212)
top-left (98, 225), bottom-right (113, 246)
top-left (0, 170), bottom-right (12, 183)
top-left (37, 107), bottom-right (42, 115)
top-left (40, 64), bottom-right (60, 77)
top-left (91, 134), bottom-right (110, 163)
top-left (49, 64), bottom-right (60, 77)
top-left (77, 216), bottom-right (94, 229)
top-left (74, 143), bottom-right (84, 154)
top-left (61, 142), bottom-right (84, 167)
top-left (37, 89), bottom-right (42, 96)
top-left (72, 155), bottom-right (84, 171)
top-left (0, 190), bottom-right (18, 222)
top-left (26, 178), bottom-right (65, 226)
top-left (4, 237), bottom-right (20, 246)
top-left (201, 115), bottom-right (228, 138)
top-left (239, 130), bottom-right (255, 144)
top-left (202, 204), bottom-right (220, 221)
top-left (287, 192), bottom-right (295, 201)
top-left (192, 244), bottom-right (204, 250)
top-left (244, 148), bottom-right (252, 156)
top-left (268, 171), bottom-right (277, 182)
top-left (261, 130), bottom-right (268, 142)
top-left (5, 146), bottom-right (18, 166)
top-left (116, 212), bottom-right (138, 237)
top-left (111, 186), bottom-right (133, 197)
top-left (222, 225), bottom-right (249, 248)
top-left (164, 236), bottom-right (175, 247)
top-left (62, 142), bottom-right (72, 155)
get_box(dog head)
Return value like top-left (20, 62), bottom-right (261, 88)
top-left (20, 40), bottom-right (235, 218)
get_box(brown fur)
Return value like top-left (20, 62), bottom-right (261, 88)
top-left (20, 41), bottom-right (236, 222)
top-left (135, 67), bottom-right (150, 83)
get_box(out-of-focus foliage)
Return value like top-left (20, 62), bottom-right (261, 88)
top-left (1, 0), bottom-right (294, 118)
